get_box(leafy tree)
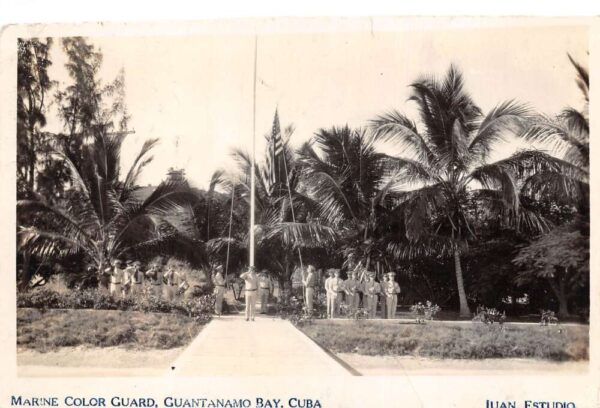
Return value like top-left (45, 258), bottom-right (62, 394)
top-left (513, 224), bottom-right (589, 317)
top-left (54, 37), bottom-right (130, 165)
top-left (370, 65), bottom-right (560, 316)
top-left (17, 38), bottom-right (56, 197)
top-left (17, 131), bottom-right (205, 289)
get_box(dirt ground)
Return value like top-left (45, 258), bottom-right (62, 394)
top-left (17, 345), bottom-right (588, 377)
top-left (336, 353), bottom-right (589, 376)
top-left (17, 346), bottom-right (184, 377)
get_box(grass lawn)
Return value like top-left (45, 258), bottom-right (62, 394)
top-left (299, 320), bottom-right (588, 361)
top-left (17, 308), bottom-right (204, 352)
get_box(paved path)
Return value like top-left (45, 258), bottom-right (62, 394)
top-left (167, 315), bottom-right (353, 376)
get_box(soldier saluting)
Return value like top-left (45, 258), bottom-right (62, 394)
top-left (163, 266), bottom-right (177, 301)
top-left (240, 266), bottom-right (258, 321)
top-left (108, 259), bottom-right (124, 298)
top-left (130, 261), bottom-right (144, 296)
top-left (145, 262), bottom-right (163, 298)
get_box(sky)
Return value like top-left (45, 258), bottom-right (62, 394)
top-left (43, 20), bottom-right (589, 190)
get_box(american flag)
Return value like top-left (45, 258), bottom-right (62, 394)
top-left (266, 109), bottom-right (285, 186)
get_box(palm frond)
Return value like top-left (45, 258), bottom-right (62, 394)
top-left (17, 199), bottom-right (96, 252)
top-left (521, 116), bottom-right (588, 169)
top-left (567, 53), bottom-right (589, 102)
top-left (469, 100), bottom-right (531, 160)
top-left (18, 226), bottom-right (84, 259)
top-left (369, 110), bottom-right (435, 164)
top-left (120, 138), bottom-right (159, 201)
top-left (264, 222), bottom-right (338, 249)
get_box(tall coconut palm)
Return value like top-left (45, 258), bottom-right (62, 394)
top-left (17, 129), bottom-right (206, 286)
top-left (370, 65), bottom-right (561, 316)
top-left (297, 125), bottom-right (400, 272)
top-left (226, 116), bottom-right (338, 281)
top-left (520, 54), bottom-right (589, 207)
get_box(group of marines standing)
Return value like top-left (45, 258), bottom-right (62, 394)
top-left (219, 261), bottom-right (402, 322)
top-left (104, 259), bottom-right (188, 300)
top-left (309, 265), bottom-right (401, 319)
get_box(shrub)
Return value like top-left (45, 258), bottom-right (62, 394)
top-left (540, 310), bottom-right (559, 326)
top-left (410, 301), bottom-right (441, 324)
top-left (17, 288), bottom-right (214, 323)
top-left (472, 306), bottom-right (506, 325)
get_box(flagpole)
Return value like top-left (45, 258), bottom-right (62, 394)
top-left (249, 35), bottom-right (258, 268)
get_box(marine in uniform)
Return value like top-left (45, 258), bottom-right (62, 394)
top-left (212, 266), bottom-right (226, 316)
top-left (240, 266), bottom-right (259, 321)
top-left (109, 260), bottom-right (124, 298)
top-left (175, 269), bottom-right (189, 298)
top-left (332, 269), bottom-right (344, 317)
top-left (385, 272), bottom-right (401, 319)
top-left (145, 263), bottom-right (163, 297)
top-left (258, 270), bottom-right (273, 314)
top-left (302, 265), bottom-right (316, 314)
top-left (129, 261), bottom-right (144, 296)
top-left (122, 260), bottom-right (135, 297)
top-left (163, 266), bottom-right (177, 301)
top-left (344, 270), bottom-right (360, 314)
top-left (363, 272), bottom-right (381, 319)
top-left (380, 274), bottom-right (389, 319)
top-left (324, 269), bottom-right (335, 319)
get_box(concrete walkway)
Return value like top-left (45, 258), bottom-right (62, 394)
top-left (167, 315), bottom-right (353, 376)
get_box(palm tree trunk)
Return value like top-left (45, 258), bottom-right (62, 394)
top-left (453, 249), bottom-right (470, 317)
top-left (19, 253), bottom-right (32, 292)
top-left (548, 277), bottom-right (570, 318)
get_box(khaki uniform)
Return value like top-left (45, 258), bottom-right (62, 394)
top-left (380, 277), bottom-right (389, 319)
top-left (240, 270), bottom-right (258, 320)
top-left (213, 272), bottom-right (226, 315)
top-left (146, 267), bottom-right (163, 297)
top-left (384, 279), bottom-right (401, 319)
top-left (303, 271), bottom-right (316, 313)
top-left (109, 267), bottom-right (124, 297)
top-left (344, 277), bottom-right (360, 313)
top-left (258, 275), bottom-right (273, 314)
top-left (363, 279), bottom-right (381, 318)
top-left (163, 269), bottom-right (178, 301)
top-left (325, 276), bottom-right (344, 318)
top-left (122, 266), bottom-right (136, 297)
top-left (129, 267), bottom-right (144, 296)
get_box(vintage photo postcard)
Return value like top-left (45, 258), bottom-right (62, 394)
top-left (0, 16), bottom-right (598, 408)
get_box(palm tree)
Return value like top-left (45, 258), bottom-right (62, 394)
top-left (520, 54), bottom-right (589, 208)
top-left (370, 65), bottom-right (560, 316)
top-left (226, 114), bottom-right (337, 283)
top-left (297, 125), bottom-right (399, 272)
top-left (17, 129), bottom-right (205, 288)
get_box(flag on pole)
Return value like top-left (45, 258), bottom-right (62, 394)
top-left (266, 108), bottom-right (285, 186)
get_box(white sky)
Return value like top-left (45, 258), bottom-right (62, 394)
top-left (44, 22), bottom-right (588, 189)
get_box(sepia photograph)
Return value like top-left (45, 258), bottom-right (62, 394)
top-left (7, 17), bottom-right (592, 384)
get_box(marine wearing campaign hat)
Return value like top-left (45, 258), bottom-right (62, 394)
top-left (240, 266), bottom-right (259, 321)
top-left (129, 261), bottom-right (144, 296)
